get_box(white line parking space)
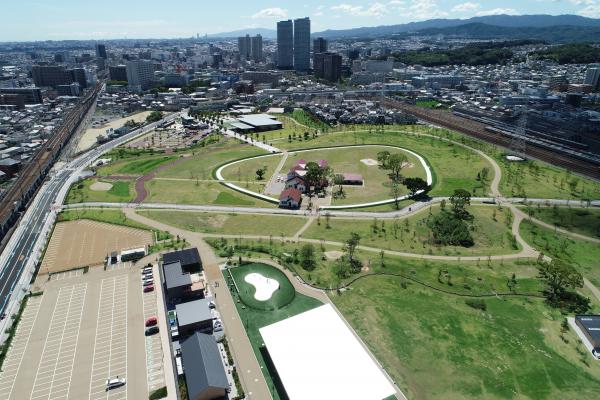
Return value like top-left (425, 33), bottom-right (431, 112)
top-left (142, 267), bottom-right (165, 393)
top-left (29, 284), bottom-right (87, 400)
top-left (89, 276), bottom-right (128, 400)
top-left (0, 295), bottom-right (44, 400)
top-left (50, 269), bottom-right (84, 281)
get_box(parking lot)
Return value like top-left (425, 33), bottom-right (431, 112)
top-left (0, 264), bottom-right (159, 400)
top-left (142, 265), bottom-right (166, 394)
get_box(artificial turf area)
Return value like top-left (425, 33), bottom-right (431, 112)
top-left (137, 210), bottom-right (307, 236)
top-left (224, 263), bottom-right (322, 400)
top-left (228, 263), bottom-right (295, 311)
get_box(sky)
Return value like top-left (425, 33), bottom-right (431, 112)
top-left (1, 0), bottom-right (600, 41)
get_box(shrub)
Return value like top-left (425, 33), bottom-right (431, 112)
top-left (465, 299), bottom-right (487, 311)
top-left (149, 386), bottom-right (167, 400)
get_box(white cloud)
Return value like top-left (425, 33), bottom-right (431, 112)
top-left (251, 7), bottom-right (288, 19)
top-left (452, 2), bottom-right (481, 12)
top-left (331, 3), bottom-right (389, 17)
top-left (401, 0), bottom-right (448, 19)
top-left (579, 4), bottom-right (600, 16)
top-left (476, 8), bottom-right (518, 16)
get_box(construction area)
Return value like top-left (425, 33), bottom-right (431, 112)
top-left (40, 220), bottom-right (153, 274)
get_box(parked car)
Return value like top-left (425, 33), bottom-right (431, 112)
top-left (145, 317), bottom-right (158, 327)
top-left (145, 326), bottom-right (159, 336)
top-left (105, 377), bottom-right (126, 391)
top-left (143, 285), bottom-right (154, 293)
top-left (142, 279), bottom-right (154, 287)
top-left (208, 301), bottom-right (216, 309)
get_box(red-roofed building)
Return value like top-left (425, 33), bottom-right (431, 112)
top-left (342, 173), bottom-right (363, 185)
top-left (279, 188), bottom-right (303, 209)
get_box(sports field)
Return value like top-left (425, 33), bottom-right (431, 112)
top-left (41, 220), bottom-right (152, 273)
top-left (228, 263), bottom-right (295, 311)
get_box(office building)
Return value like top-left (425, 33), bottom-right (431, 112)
top-left (250, 34), bottom-right (263, 62)
top-left (294, 17), bottom-right (311, 72)
top-left (584, 65), bottom-right (600, 92)
top-left (109, 65), bottom-right (128, 82)
top-left (313, 37), bottom-right (328, 59)
top-left (0, 88), bottom-right (43, 104)
top-left (95, 43), bottom-right (107, 59)
top-left (277, 20), bottom-right (294, 69)
top-left (237, 35), bottom-right (251, 60)
top-left (126, 60), bottom-right (155, 91)
top-left (31, 65), bottom-right (73, 88)
top-left (314, 52), bottom-right (342, 83)
top-left (56, 83), bottom-right (81, 97)
top-left (71, 68), bottom-right (87, 89)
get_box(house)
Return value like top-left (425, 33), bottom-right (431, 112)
top-left (342, 173), bottom-right (364, 186)
top-left (181, 332), bottom-right (229, 400)
top-left (575, 315), bottom-right (600, 354)
top-left (279, 188), bottom-right (302, 209)
top-left (163, 261), bottom-right (194, 299)
top-left (163, 248), bottom-right (202, 273)
top-left (285, 175), bottom-right (306, 192)
top-left (176, 298), bottom-right (215, 337)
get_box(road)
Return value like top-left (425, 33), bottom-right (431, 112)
top-left (0, 112), bottom-right (179, 325)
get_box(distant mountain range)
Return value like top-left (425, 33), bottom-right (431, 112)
top-left (209, 14), bottom-right (600, 42)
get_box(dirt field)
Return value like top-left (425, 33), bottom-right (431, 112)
top-left (41, 220), bottom-right (153, 274)
top-left (76, 111), bottom-right (152, 152)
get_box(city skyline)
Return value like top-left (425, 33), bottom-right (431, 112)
top-left (1, 0), bottom-right (600, 41)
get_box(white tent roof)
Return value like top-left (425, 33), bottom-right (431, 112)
top-left (259, 304), bottom-right (396, 400)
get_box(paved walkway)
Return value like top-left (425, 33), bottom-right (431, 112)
top-left (584, 278), bottom-right (600, 303)
top-left (122, 208), bottom-right (272, 400)
top-left (222, 128), bottom-right (280, 153)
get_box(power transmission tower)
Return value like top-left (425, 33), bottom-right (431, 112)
top-left (510, 108), bottom-right (527, 157)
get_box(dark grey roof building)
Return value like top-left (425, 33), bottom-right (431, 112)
top-left (163, 248), bottom-right (202, 271)
top-left (576, 315), bottom-right (600, 353)
top-left (181, 332), bottom-right (229, 400)
top-left (175, 298), bottom-right (213, 337)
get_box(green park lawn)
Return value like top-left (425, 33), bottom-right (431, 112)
top-left (96, 155), bottom-right (176, 177)
top-left (143, 180), bottom-right (275, 207)
top-left (276, 128), bottom-right (492, 197)
top-left (520, 220), bottom-right (600, 288)
top-left (155, 138), bottom-right (268, 180)
top-left (304, 205), bottom-right (519, 257)
top-left (520, 205), bottom-right (600, 239)
top-left (65, 179), bottom-right (135, 204)
top-left (138, 210), bottom-right (307, 237)
top-left (497, 156), bottom-right (600, 200)
top-left (219, 153), bottom-right (283, 184)
top-left (333, 274), bottom-right (600, 400)
top-left (224, 264), bottom-right (322, 400)
top-left (283, 145), bottom-right (427, 205)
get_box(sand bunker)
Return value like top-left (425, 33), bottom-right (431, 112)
top-left (245, 272), bottom-right (280, 301)
top-left (324, 251), bottom-right (344, 260)
top-left (360, 159), bottom-right (378, 166)
top-left (90, 182), bottom-right (113, 191)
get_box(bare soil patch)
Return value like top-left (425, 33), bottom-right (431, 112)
top-left (41, 220), bottom-right (152, 274)
top-left (324, 251), bottom-right (344, 260)
top-left (89, 182), bottom-right (113, 191)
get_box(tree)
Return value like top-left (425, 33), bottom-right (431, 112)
top-left (146, 111), bottom-right (163, 123)
top-left (427, 212), bottom-right (474, 247)
top-left (304, 162), bottom-right (330, 192)
top-left (390, 182), bottom-right (402, 210)
top-left (403, 177), bottom-right (430, 198)
top-left (256, 167), bottom-right (267, 180)
top-left (343, 232), bottom-right (361, 269)
top-left (449, 189), bottom-right (472, 220)
top-left (300, 244), bottom-right (316, 271)
top-left (538, 259), bottom-right (583, 301)
top-left (377, 151), bottom-right (391, 169)
top-left (387, 153), bottom-right (408, 182)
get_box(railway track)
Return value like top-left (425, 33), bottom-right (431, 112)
top-left (379, 98), bottom-right (600, 180)
top-left (0, 82), bottom-right (102, 241)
